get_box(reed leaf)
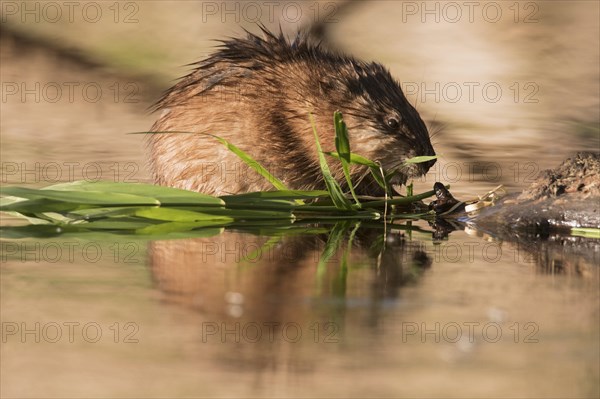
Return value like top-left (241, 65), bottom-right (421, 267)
top-left (221, 190), bottom-right (329, 201)
top-left (136, 222), bottom-right (228, 235)
top-left (2, 186), bottom-right (159, 206)
top-left (310, 114), bottom-right (353, 210)
top-left (210, 136), bottom-right (289, 191)
top-left (134, 208), bottom-right (234, 223)
top-left (46, 181), bottom-right (224, 206)
top-left (571, 227), bottom-right (600, 239)
top-left (334, 111), bottom-right (361, 207)
top-left (403, 155), bottom-right (438, 165)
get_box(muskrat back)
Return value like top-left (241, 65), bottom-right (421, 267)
top-left (148, 28), bottom-right (436, 196)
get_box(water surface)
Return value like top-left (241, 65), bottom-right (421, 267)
top-left (1, 2), bottom-right (599, 397)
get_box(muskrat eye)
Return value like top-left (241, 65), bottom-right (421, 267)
top-left (387, 118), bottom-right (399, 129)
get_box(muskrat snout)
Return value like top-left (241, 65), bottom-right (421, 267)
top-left (407, 122), bottom-right (437, 177)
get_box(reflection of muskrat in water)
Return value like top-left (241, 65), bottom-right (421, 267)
top-left (148, 28), bottom-right (436, 196)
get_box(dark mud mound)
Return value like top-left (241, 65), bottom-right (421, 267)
top-left (519, 152), bottom-right (600, 201)
top-left (461, 153), bottom-right (600, 272)
top-left (474, 152), bottom-right (600, 236)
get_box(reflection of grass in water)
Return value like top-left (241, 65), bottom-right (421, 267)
top-left (315, 222), bottom-right (351, 295)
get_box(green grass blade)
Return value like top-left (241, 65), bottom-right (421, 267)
top-left (136, 221), bottom-right (229, 235)
top-left (210, 136), bottom-right (289, 191)
top-left (1, 186), bottom-right (159, 206)
top-left (68, 206), bottom-right (147, 220)
top-left (129, 132), bottom-right (289, 192)
top-left (403, 155), bottom-right (438, 165)
top-left (334, 111), bottom-right (361, 208)
top-left (570, 227), bottom-right (600, 239)
top-left (45, 181), bottom-right (224, 206)
top-left (324, 152), bottom-right (391, 192)
top-left (1, 198), bottom-right (90, 214)
top-left (360, 188), bottom-right (438, 208)
top-left (334, 112), bottom-right (351, 161)
top-left (173, 207), bottom-right (293, 220)
top-left (134, 208), bottom-right (235, 223)
top-left (220, 190), bottom-right (329, 202)
top-left (369, 166), bottom-right (389, 191)
top-left (310, 114), bottom-right (353, 210)
top-left (81, 218), bottom-right (162, 230)
top-left (1, 211), bottom-right (52, 225)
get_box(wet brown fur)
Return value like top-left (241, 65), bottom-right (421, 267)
top-left (148, 27), bottom-right (436, 196)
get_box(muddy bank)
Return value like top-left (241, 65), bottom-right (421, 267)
top-left (474, 152), bottom-right (600, 234)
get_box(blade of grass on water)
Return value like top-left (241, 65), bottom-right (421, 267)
top-left (1, 198), bottom-right (91, 214)
top-left (134, 208), bottom-right (235, 223)
top-left (220, 190), bottom-right (329, 201)
top-left (571, 227), bottom-right (600, 239)
top-left (360, 187), bottom-right (440, 208)
top-left (2, 211), bottom-right (53, 225)
top-left (46, 181), bottom-right (224, 206)
top-left (1, 187), bottom-right (160, 206)
top-left (81, 217), bottom-right (162, 230)
top-left (135, 221), bottom-right (228, 235)
top-left (68, 206), bottom-right (148, 220)
top-left (316, 221), bottom-right (350, 293)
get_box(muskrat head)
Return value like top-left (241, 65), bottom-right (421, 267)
top-left (328, 61), bottom-right (437, 188)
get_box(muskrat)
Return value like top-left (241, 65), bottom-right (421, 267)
top-left (148, 27), bottom-right (436, 196)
